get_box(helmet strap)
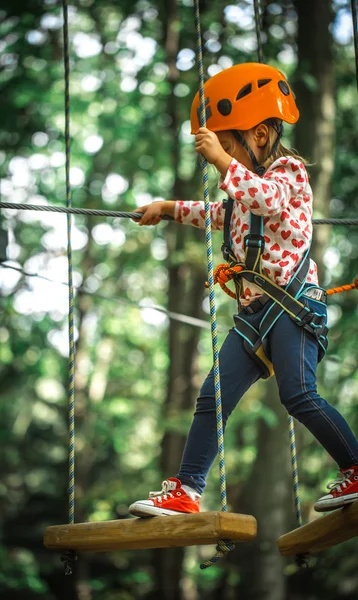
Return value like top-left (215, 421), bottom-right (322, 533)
top-left (232, 120), bottom-right (284, 177)
top-left (232, 130), bottom-right (265, 176)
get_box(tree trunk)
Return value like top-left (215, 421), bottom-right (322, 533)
top-left (293, 0), bottom-right (335, 276)
top-left (231, 377), bottom-right (294, 600)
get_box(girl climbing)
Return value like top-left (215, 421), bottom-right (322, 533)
top-left (129, 63), bottom-right (358, 517)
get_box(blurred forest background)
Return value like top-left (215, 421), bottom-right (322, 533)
top-left (1, 0), bottom-right (358, 599)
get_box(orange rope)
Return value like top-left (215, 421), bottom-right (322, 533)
top-left (326, 277), bottom-right (358, 295)
top-left (207, 265), bottom-right (358, 301)
top-left (205, 264), bottom-right (244, 300)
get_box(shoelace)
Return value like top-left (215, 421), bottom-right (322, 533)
top-left (149, 479), bottom-right (176, 501)
top-left (327, 469), bottom-right (354, 493)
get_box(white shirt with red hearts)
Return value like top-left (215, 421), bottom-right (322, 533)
top-left (175, 156), bottom-right (318, 306)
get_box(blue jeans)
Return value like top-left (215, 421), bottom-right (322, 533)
top-left (177, 297), bottom-right (358, 495)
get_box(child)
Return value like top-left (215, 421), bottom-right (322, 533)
top-left (129, 63), bottom-right (358, 516)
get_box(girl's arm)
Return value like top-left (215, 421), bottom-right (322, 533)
top-left (134, 200), bottom-right (224, 230)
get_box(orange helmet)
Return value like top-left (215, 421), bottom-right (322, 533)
top-left (190, 63), bottom-right (299, 134)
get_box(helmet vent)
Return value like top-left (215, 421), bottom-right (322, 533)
top-left (217, 99), bottom-right (232, 116)
top-left (236, 83), bottom-right (252, 100)
top-left (278, 80), bottom-right (290, 96)
top-left (258, 78), bottom-right (271, 88)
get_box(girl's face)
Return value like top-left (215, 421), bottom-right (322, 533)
top-left (216, 125), bottom-right (269, 170)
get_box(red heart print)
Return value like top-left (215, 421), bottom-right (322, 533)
top-left (281, 210), bottom-right (290, 222)
top-left (248, 187), bottom-right (259, 198)
top-left (270, 243), bottom-right (281, 251)
top-left (264, 235), bottom-right (271, 244)
top-left (300, 213), bottom-right (307, 222)
top-left (183, 206), bottom-right (191, 216)
top-left (291, 199), bottom-right (301, 209)
top-left (302, 194), bottom-right (310, 203)
top-left (279, 260), bottom-right (289, 267)
top-left (282, 250), bottom-right (291, 258)
top-left (274, 270), bottom-right (281, 279)
top-left (231, 230), bottom-right (235, 239)
top-left (262, 253), bottom-right (270, 260)
top-left (270, 223), bottom-right (280, 233)
top-left (296, 174), bottom-right (305, 183)
top-left (263, 267), bottom-right (271, 276)
top-left (200, 209), bottom-right (205, 218)
top-left (281, 230), bottom-right (291, 240)
top-left (250, 200), bottom-right (260, 209)
top-left (235, 191), bottom-right (244, 200)
top-left (265, 197), bottom-right (273, 207)
top-left (192, 218), bottom-right (199, 226)
top-left (241, 206), bottom-right (248, 213)
top-left (290, 220), bottom-right (300, 229)
top-left (291, 163), bottom-right (299, 172)
top-left (236, 217), bottom-right (241, 226)
top-left (292, 239), bottom-right (304, 248)
top-left (229, 162), bottom-right (237, 174)
top-left (244, 170), bottom-right (252, 181)
top-left (192, 201), bottom-right (200, 206)
top-left (264, 217), bottom-right (270, 225)
top-left (235, 236), bottom-right (241, 244)
top-left (244, 287), bottom-right (252, 296)
top-left (241, 224), bottom-right (249, 233)
top-left (262, 183), bottom-right (270, 193)
top-left (280, 158), bottom-right (288, 165)
top-left (275, 167), bottom-right (286, 173)
top-left (291, 253), bottom-right (299, 262)
top-left (231, 176), bottom-right (241, 187)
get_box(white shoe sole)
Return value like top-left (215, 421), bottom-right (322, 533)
top-left (128, 502), bottom-right (191, 518)
top-left (314, 492), bottom-right (358, 512)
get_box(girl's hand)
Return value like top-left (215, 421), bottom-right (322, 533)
top-left (195, 127), bottom-right (228, 165)
top-left (133, 202), bottom-right (164, 226)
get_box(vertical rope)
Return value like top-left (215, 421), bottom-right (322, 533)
top-left (62, 0), bottom-right (76, 531)
top-left (193, 0), bottom-right (235, 570)
top-left (351, 0), bottom-right (358, 93)
top-left (288, 417), bottom-right (302, 527)
top-left (253, 0), bottom-right (264, 63)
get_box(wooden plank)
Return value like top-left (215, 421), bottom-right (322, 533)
top-left (44, 512), bottom-right (257, 552)
top-left (277, 499), bottom-right (358, 556)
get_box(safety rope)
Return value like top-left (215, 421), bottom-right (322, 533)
top-left (61, 0), bottom-right (77, 576)
top-left (253, 0), bottom-right (263, 64)
top-left (352, 0), bottom-right (358, 93)
top-left (194, 0), bottom-right (235, 570)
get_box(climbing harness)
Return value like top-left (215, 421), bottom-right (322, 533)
top-left (218, 200), bottom-right (329, 379)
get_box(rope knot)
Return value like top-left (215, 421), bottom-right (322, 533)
top-left (200, 539), bottom-right (236, 570)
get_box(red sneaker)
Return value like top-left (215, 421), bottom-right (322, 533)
top-left (128, 478), bottom-right (200, 517)
top-left (314, 465), bottom-right (358, 512)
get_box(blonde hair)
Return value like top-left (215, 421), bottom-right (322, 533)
top-left (262, 120), bottom-right (308, 170)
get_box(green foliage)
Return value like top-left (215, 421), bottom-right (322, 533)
top-left (1, 1), bottom-right (358, 599)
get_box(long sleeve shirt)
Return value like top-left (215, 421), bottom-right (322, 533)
top-left (174, 156), bottom-right (318, 306)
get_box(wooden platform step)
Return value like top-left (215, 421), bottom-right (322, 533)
top-left (44, 511), bottom-right (257, 552)
top-left (277, 499), bottom-right (358, 556)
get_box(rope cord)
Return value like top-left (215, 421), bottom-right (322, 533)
top-left (62, 0), bottom-right (77, 575)
top-left (194, 0), bottom-right (235, 570)
top-left (2, 203), bottom-right (358, 226)
top-left (351, 0), bottom-right (358, 93)
top-left (253, 0), bottom-right (264, 64)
